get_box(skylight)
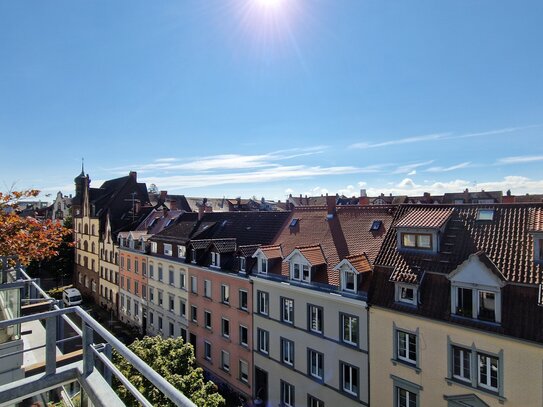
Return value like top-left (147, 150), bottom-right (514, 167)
top-left (289, 218), bottom-right (299, 228)
top-left (477, 209), bottom-right (494, 221)
top-left (370, 220), bottom-right (382, 231)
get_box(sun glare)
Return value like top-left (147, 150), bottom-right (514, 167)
top-left (255, 0), bottom-right (285, 9)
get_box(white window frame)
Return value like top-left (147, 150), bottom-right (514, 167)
top-left (395, 283), bottom-right (417, 305)
top-left (281, 297), bottom-right (294, 324)
top-left (221, 350), bottom-right (230, 372)
top-left (259, 257), bottom-right (268, 274)
top-left (341, 313), bottom-right (358, 346)
top-left (210, 251), bottom-right (220, 268)
top-left (221, 317), bottom-right (230, 338)
top-left (281, 338), bottom-right (294, 366)
top-left (478, 353), bottom-right (499, 392)
top-left (397, 330), bottom-right (417, 365)
top-left (341, 362), bottom-right (359, 397)
top-left (164, 243), bottom-right (173, 256)
top-left (239, 324), bottom-right (248, 347)
top-left (309, 304), bottom-right (323, 334)
top-left (281, 380), bottom-right (294, 407)
top-left (239, 359), bottom-right (249, 383)
top-left (341, 268), bottom-right (357, 293)
top-left (204, 279), bottom-right (212, 298)
top-left (451, 283), bottom-right (501, 323)
top-left (178, 245), bottom-right (186, 258)
top-left (257, 291), bottom-right (269, 315)
top-left (221, 284), bottom-right (230, 304)
top-left (309, 349), bottom-right (324, 380)
top-left (239, 256), bottom-right (246, 272)
top-left (239, 289), bottom-right (248, 311)
top-left (257, 328), bottom-right (269, 354)
top-left (452, 346), bottom-right (471, 383)
top-left (151, 241), bottom-right (157, 253)
top-left (204, 341), bottom-right (212, 361)
top-left (191, 276), bottom-right (197, 294)
top-left (204, 310), bottom-right (212, 330)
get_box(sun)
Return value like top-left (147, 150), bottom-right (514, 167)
top-left (254, 0), bottom-right (285, 9)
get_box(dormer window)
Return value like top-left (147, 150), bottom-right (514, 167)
top-left (150, 242), bottom-right (157, 253)
top-left (453, 286), bottom-right (499, 322)
top-left (401, 233), bottom-right (432, 250)
top-left (239, 256), bottom-right (246, 272)
top-left (533, 236), bottom-right (543, 262)
top-left (477, 209), bottom-right (494, 221)
top-left (260, 258), bottom-right (268, 274)
top-left (191, 248), bottom-right (197, 264)
top-left (178, 246), bottom-right (186, 258)
top-left (342, 269), bottom-right (356, 292)
top-left (395, 283), bottom-right (417, 306)
top-left (211, 252), bottom-right (220, 268)
top-left (164, 244), bottom-right (173, 256)
top-left (291, 263), bottom-right (310, 282)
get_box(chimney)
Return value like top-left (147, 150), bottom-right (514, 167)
top-left (198, 199), bottom-right (206, 220)
top-left (423, 192), bottom-right (430, 198)
top-left (503, 189), bottom-right (515, 203)
top-left (129, 171), bottom-right (137, 180)
top-left (169, 199), bottom-right (177, 210)
top-left (326, 195), bottom-right (336, 217)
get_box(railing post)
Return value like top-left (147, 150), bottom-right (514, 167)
top-left (45, 316), bottom-right (57, 375)
top-left (104, 343), bottom-right (113, 385)
top-left (82, 323), bottom-right (94, 376)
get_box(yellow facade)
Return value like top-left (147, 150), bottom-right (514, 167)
top-left (370, 306), bottom-right (543, 407)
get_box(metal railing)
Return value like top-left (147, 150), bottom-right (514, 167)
top-left (0, 260), bottom-right (196, 407)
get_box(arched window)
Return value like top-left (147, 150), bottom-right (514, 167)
top-left (84, 275), bottom-right (88, 288)
top-left (91, 259), bottom-right (95, 271)
top-left (100, 285), bottom-right (104, 297)
top-left (78, 223), bottom-right (81, 233)
top-left (91, 242), bottom-right (95, 254)
top-left (78, 272), bottom-right (82, 284)
top-left (114, 253), bottom-right (118, 265)
top-left (84, 224), bottom-right (89, 234)
top-left (91, 224), bottom-right (96, 236)
top-left (91, 279), bottom-right (96, 292)
top-left (84, 257), bottom-right (88, 268)
top-left (83, 241), bottom-right (88, 251)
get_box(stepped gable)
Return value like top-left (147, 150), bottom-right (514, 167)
top-left (273, 205), bottom-right (396, 286)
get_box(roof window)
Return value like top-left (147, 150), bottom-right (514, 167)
top-left (289, 218), bottom-right (299, 228)
top-left (477, 209), bottom-right (494, 221)
top-left (370, 220), bottom-right (382, 231)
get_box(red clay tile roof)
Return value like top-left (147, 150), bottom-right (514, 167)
top-left (296, 245), bottom-right (326, 266)
top-left (395, 207), bottom-right (453, 229)
top-left (344, 253), bottom-right (372, 274)
top-left (270, 205), bottom-right (396, 287)
top-left (528, 207), bottom-right (543, 232)
top-left (375, 204), bottom-right (543, 285)
top-left (258, 245), bottom-right (283, 259)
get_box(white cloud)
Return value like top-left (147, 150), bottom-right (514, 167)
top-left (393, 160), bottom-right (434, 174)
top-left (497, 155), bottom-right (543, 164)
top-left (349, 125), bottom-right (537, 150)
top-left (425, 162), bottom-right (471, 173)
top-left (408, 170), bottom-right (416, 176)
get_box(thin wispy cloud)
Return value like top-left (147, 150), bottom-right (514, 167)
top-left (393, 160), bottom-right (435, 174)
top-left (497, 155), bottom-right (543, 164)
top-left (425, 162), bottom-right (471, 173)
top-left (349, 125), bottom-right (538, 150)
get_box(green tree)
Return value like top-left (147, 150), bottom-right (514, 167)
top-left (113, 336), bottom-right (225, 407)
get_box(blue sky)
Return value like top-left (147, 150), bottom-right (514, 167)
top-left (1, 0), bottom-right (542, 201)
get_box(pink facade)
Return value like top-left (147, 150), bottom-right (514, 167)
top-left (188, 265), bottom-right (253, 399)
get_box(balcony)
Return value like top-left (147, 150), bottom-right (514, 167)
top-left (0, 256), bottom-right (196, 407)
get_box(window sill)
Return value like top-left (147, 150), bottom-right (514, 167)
top-left (237, 378), bottom-right (250, 388)
top-left (445, 378), bottom-right (506, 403)
top-left (391, 358), bottom-right (421, 374)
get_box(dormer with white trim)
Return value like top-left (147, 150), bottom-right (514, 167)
top-left (252, 245), bottom-right (282, 274)
top-left (448, 251), bottom-right (506, 324)
top-left (334, 253), bottom-right (372, 294)
top-left (283, 246), bottom-right (326, 283)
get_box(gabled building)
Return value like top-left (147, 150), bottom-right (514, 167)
top-left (250, 197), bottom-right (396, 407)
top-left (73, 169), bottom-right (151, 303)
top-left (442, 189), bottom-right (502, 204)
top-left (369, 203), bottom-right (543, 407)
top-left (147, 210), bottom-right (290, 402)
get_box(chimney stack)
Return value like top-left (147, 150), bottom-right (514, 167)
top-left (326, 195), bottom-right (336, 217)
top-left (503, 189), bottom-right (515, 203)
top-left (129, 171), bottom-right (137, 180)
top-left (359, 189), bottom-right (369, 205)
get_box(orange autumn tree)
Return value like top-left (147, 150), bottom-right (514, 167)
top-left (0, 189), bottom-right (72, 265)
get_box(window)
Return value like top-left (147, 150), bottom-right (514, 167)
top-left (308, 305), bottom-right (323, 334)
top-left (257, 291), bottom-right (269, 315)
top-left (158, 316), bottom-right (163, 331)
top-left (180, 299), bottom-right (186, 318)
top-left (178, 245), bottom-right (186, 258)
top-left (257, 328), bottom-right (269, 354)
top-left (164, 243), bottom-right (173, 256)
top-left (281, 380), bottom-right (294, 407)
top-left (134, 260), bottom-right (139, 274)
top-left (397, 330), bottom-right (417, 365)
top-left (396, 284), bottom-right (417, 305)
top-left (281, 338), bottom-right (294, 366)
top-left (477, 209), bottom-right (494, 221)
top-left (291, 263), bottom-right (310, 282)
top-left (239, 360), bottom-right (249, 383)
top-left (341, 362), bottom-right (359, 397)
top-left (281, 298), bottom-right (294, 324)
top-left (370, 220), bottom-right (382, 231)
top-left (158, 291), bottom-right (163, 307)
top-left (149, 264), bottom-right (154, 279)
top-left (341, 314), bottom-right (359, 346)
top-left (191, 276), bottom-right (197, 293)
top-left (191, 248), bottom-right (197, 264)
top-left (239, 256), bottom-right (246, 272)
top-left (169, 269), bottom-right (174, 286)
top-left (204, 341), bottom-right (212, 361)
top-left (260, 258), bottom-right (268, 274)
top-left (221, 318), bottom-right (230, 338)
top-left (342, 269), bottom-right (356, 293)
top-left (308, 349), bottom-right (323, 380)
top-left (452, 346), bottom-right (471, 382)
top-left (191, 305), bottom-right (197, 323)
top-left (308, 395), bottom-right (324, 407)
top-left (126, 298), bottom-right (131, 314)
top-left (239, 289), bottom-right (248, 311)
top-left (134, 281), bottom-right (139, 295)
top-left (158, 265), bottom-right (163, 282)
top-left (239, 325), bottom-right (248, 347)
top-left (180, 272), bottom-right (186, 289)
top-left (401, 233), bottom-right (432, 249)
top-left (453, 286), bottom-right (499, 323)
top-left (211, 252), bottom-right (220, 268)
top-left (169, 322), bottom-right (174, 337)
top-left (149, 287), bottom-right (154, 303)
top-left (221, 284), bottom-right (230, 304)
top-left (478, 353), bottom-right (499, 391)
top-left (221, 350), bottom-right (230, 372)
top-left (205, 310), bottom-right (212, 330)
top-left (397, 387), bottom-right (417, 407)
top-left (142, 262), bottom-right (147, 276)
top-left (169, 295), bottom-right (175, 312)
top-left (151, 241), bottom-right (157, 253)
top-left (142, 284), bottom-right (146, 299)
top-left (149, 311), bottom-right (154, 326)
top-left (204, 280), bottom-right (212, 298)
top-left (289, 218), bottom-right (299, 228)
top-left (126, 278), bottom-right (131, 293)
top-left (126, 258), bottom-right (131, 271)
